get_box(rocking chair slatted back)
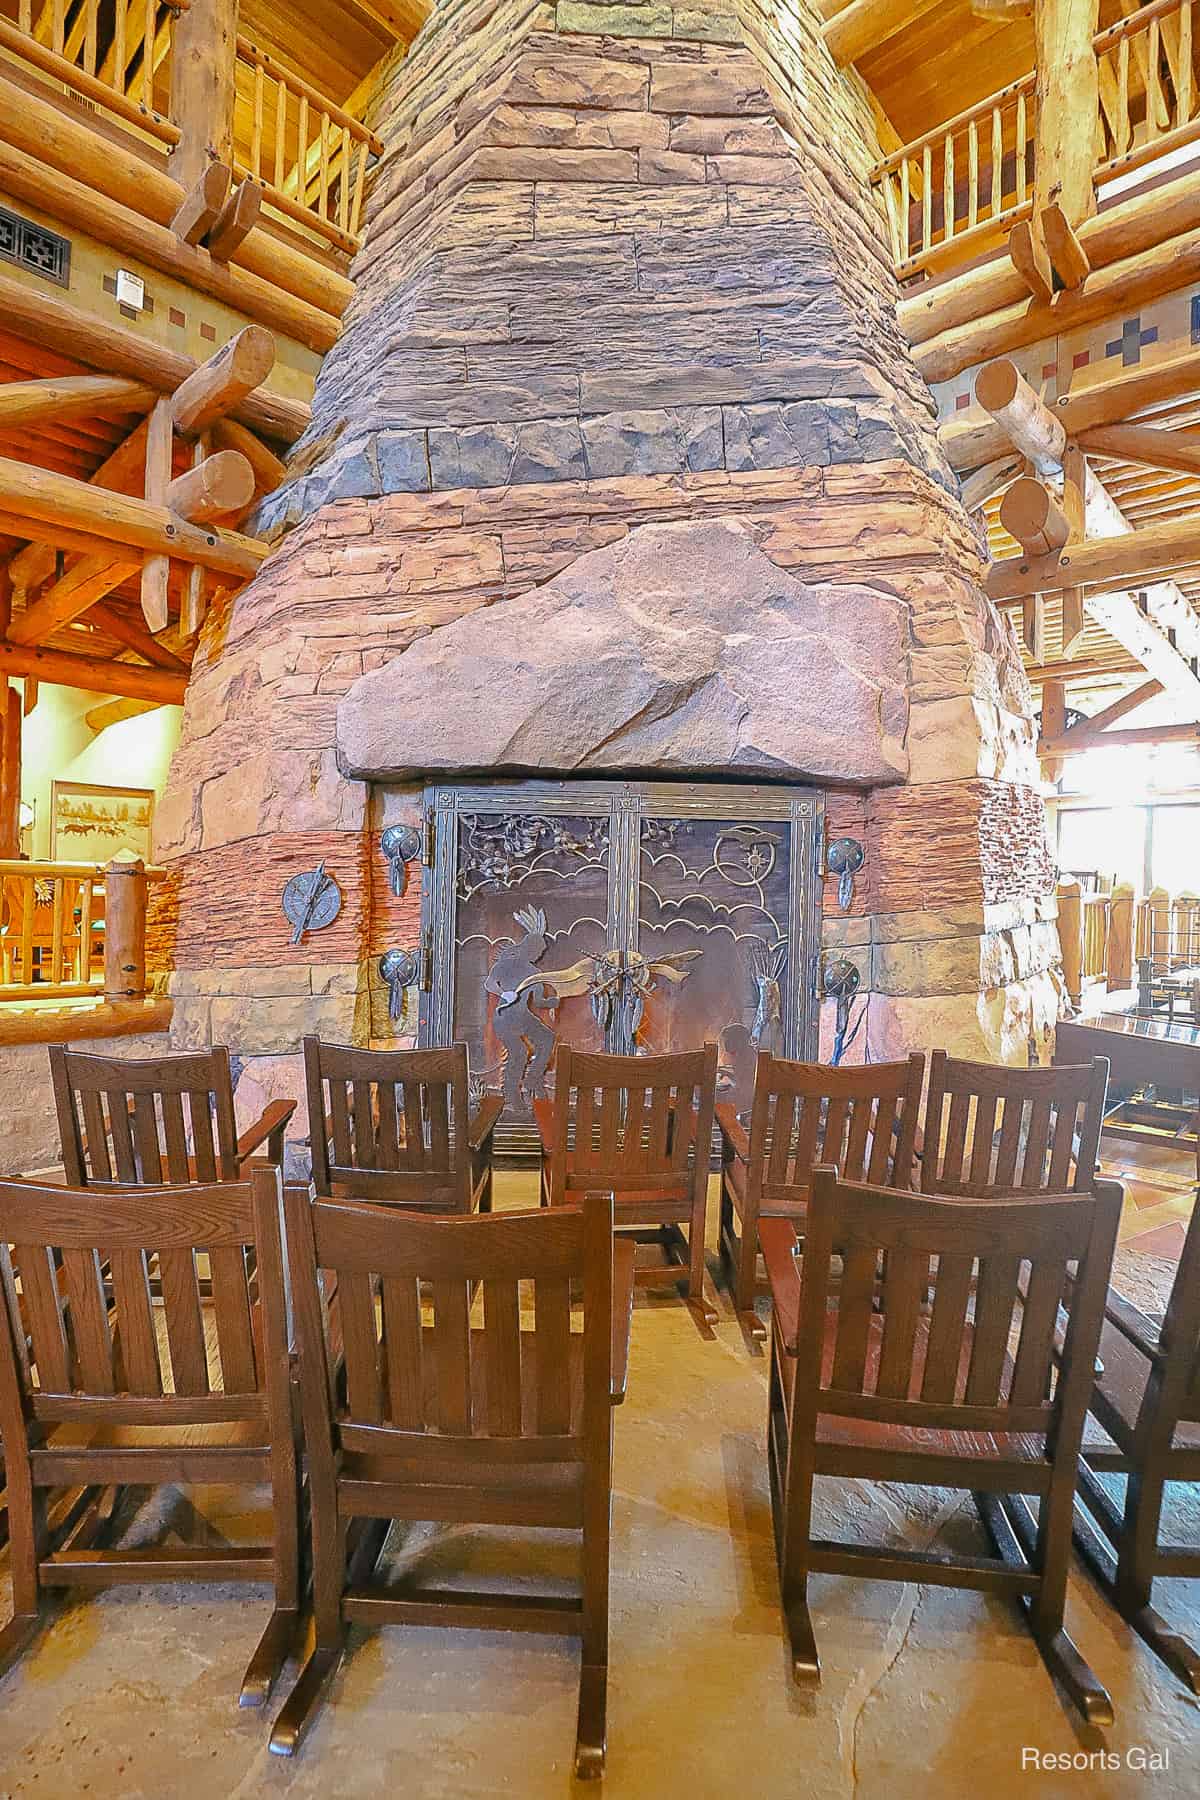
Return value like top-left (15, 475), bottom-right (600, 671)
top-left (0, 1177), bottom-right (279, 1419)
top-left (795, 1168), bottom-right (1122, 1443)
top-left (752, 1052), bottom-right (924, 1203)
top-left (49, 1045), bottom-right (241, 1187)
top-left (544, 1045), bottom-right (718, 1200)
top-left (923, 1053), bottom-right (1110, 1199)
top-left (304, 1038), bottom-right (476, 1212)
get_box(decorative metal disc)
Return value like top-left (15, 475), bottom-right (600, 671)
top-left (380, 947), bottom-right (419, 1022)
top-left (281, 862), bottom-right (342, 945)
top-left (381, 824), bottom-right (423, 897)
top-left (827, 836), bottom-right (865, 912)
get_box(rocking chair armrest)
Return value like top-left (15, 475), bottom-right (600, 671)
top-left (531, 1098), bottom-right (557, 1159)
top-left (714, 1103), bottom-right (750, 1165)
top-left (1103, 1288), bottom-right (1164, 1364)
top-left (467, 1095), bottom-right (504, 1154)
top-left (760, 1216), bottom-right (802, 1354)
top-left (236, 1098), bottom-right (297, 1164)
top-left (611, 1239), bottom-right (636, 1405)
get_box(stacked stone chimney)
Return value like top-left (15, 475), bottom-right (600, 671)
top-left (153, 0), bottom-right (1061, 1126)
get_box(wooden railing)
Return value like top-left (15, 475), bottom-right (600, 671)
top-left (234, 35), bottom-right (383, 255)
top-left (1058, 878), bottom-right (1136, 1004)
top-left (0, 0), bottom-right (186, 145)
top-left (871, 0), bottom-right (1200, 280)
top-left (1136, 885), bottom-right (1200, 969)
top-left (1094, 0), bottom-right (1200, 179)
top-left (873, 77), bottom-right (1037, 281)
top-left (0, 857), bottom-right (163, 1004)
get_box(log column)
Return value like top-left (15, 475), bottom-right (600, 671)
top-left (1033, 0), bottom-right (1100, 284)
top-left (104, 858), bottom-right (148, 1002)
top-left (0, 681), bottom-right (20, 857)
top-left (167, 0), bottom-right (239, 191)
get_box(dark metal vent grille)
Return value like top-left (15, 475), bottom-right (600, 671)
top-left (0, 206), bottom-right (70, 287)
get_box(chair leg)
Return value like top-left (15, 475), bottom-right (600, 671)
top-left (0, 1613), bottom-right (42, 1684)
top-left (784, 1591), bottom-right (820, 1685)
top-left (575, 1661), bottom-right (607, 1780)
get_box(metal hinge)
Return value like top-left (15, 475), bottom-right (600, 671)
top-left (422, 807), bottom-right (436, 866)
top-left (418, 926), bottom-right (433, 992)
top-left (814, 819), bottom-right (825, 879)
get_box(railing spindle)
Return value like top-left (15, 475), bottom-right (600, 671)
top-left (922, 143), bottom-right (932, 254)
top-left (350, 139), bottom-right (368, 238)
top-left (1148, 17), bottom-right (1165, 137)
top-left (899, 154), bottom-right (911, 262)
top-left (83, 0), bottom-right (97, 75)
top-left (114, 0), bottom-right (127, 94)
top-left (1180, 0), bottom-right (1194, 118)
top-left (251, 59), bottom-right (265, 179)
top-left (943, 128), bottom-right (955, 242)
top-left (142, 0), bottom-right (154, 108)
top-left (297, 90), bottom-right (309, 204)
top-left (317, 111), bottom-right (330, 220)
top-left (274, 73), bottom-right (287, 188)
top-left (991, 104), bottom-right (1002, 215)
top-left (78, 877), bottom-right (94, 984)
top-left (338, 122), bottom-right (352, 233)
top-left (52, 0), bottom-right (64, 55)
top-left (968, 116), bottom-right (979, 228)
top-left (18, 0), bottom-right (31, 31)
top-left (50, 879), bottom-right (65, 987)
top-left (1016, 91), bottom-right (1028, 203)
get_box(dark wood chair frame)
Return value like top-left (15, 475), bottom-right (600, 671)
top-left (272, 1186), bottom-right (635, 1777)
top-left (716, 1051), bottom-right (924, 1338)
top-left (1072, 1193), bottom-right (1200, 1693)
top-left (762, 1165), bottom-right (1123, 1725)
top-left (49, 1043), bottom-right (295, 1186)
top-left (536, 1042), bottom-right (719, 1331)
top-left (0, 1166), bottom-right (300, 1706)
top-left (303, 1037), bottom-right (502, 1213)
top-left (922, 1051), bottom-right (1110, 1198)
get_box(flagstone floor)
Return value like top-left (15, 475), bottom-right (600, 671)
top-left (0, 1148), bottom-right (1195, 1799)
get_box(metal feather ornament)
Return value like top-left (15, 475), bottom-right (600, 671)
top-left (281, 862), bottom-right (342, 944)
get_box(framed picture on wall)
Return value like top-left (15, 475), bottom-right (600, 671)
top-left (50, 781), bottom-right (155, 865)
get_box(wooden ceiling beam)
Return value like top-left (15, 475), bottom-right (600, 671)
top-left (0, 457), bottom-right (268, 579)
top-left (987, 511), bottom-right (1200, 597)
top-left (823, 0), bottom-right (943, 65)
top-left (1030, 0), bottom-right (1099, 289)
top-left (85, 696), bottom-right (163, 734)
top-left (0, 377), bottom-right (156, 429)
top-left (1041, 720), bottom-right (1200, 753)
top-left (0, 267), bottom-right (309, 444)
top-left (0, 640), bottom-right (187, 704)
top-left (943, 346), bottom-right (1200, 472)
top-left (1075, 422), bottom-right (1200, 478)
top-left (86, 601), bottom-right (189, 670)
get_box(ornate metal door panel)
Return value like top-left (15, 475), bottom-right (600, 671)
top-left (419, 782), bottom-right (824, 1138)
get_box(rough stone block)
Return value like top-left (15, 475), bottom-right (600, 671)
top-left (557, 0), bottom-right (674, 34)
top-left (376, 430), bottom-right (432, 493)
top-left (579, 406), bottom-right (724, 476)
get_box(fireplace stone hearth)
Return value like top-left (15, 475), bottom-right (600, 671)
top-left (151, 0), bottom-right (1063, 1139)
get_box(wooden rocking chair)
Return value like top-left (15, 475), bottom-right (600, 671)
top-left (716, 1051), bottom-right (924, 1337)
top-left (0, 1167), bottom-right (300, 1706)
top-left (1073, 1192), bottom-right (1200, 1692)
top-left (762, 1165), bottom-right (1123, 1723)
top-left (303, 1037), bottom-right (502, 1212)
top-left (271, 1185), bottom-right (634, 1776)
top-left (49, 1043), bottom-right (295, 1186)
top-left (536, 1043), bottom-right (718, 1331)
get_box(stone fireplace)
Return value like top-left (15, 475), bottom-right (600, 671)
top-left (152, 0), bottom-right (1062, 1139)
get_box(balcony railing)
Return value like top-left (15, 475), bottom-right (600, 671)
top-left (0, 5), bottom-right (383, 257)
top-left (234, 35), bottom-right (382, 255)
top-left (871, 0), bottom-right (1200, 281)
top-left (0, 0), bottom-right (186, 145)
top-left (0, 857), bottom-right (164, 1005)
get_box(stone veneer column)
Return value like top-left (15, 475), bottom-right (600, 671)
top-left (154, 0), bottom-right (1062, 1130)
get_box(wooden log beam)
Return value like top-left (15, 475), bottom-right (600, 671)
top-left (959, 454), bottom-right (1022, 513)
top-left (0, 458), bottom-right (268, 579)
top-left (0, 682), bottom-right (20, 857)
top-left (0, 267), bottom-right (309, 444)
top-left (140, 398), bottom-right (173, 633)
top-left (8, 451), bottom-right (257, 646)
top-left (168, 0), bottom-right (238, 192)
top-left (1076, 422), bottom-right (1200, 478)
top-left (1052, 677), bottom-right (1165, 747)
top-left (943, 346), bottom-right (1200, 473)
top-left (0, 66), bottom-right (352, 324)
top-left (974, 358), bottom-right (1067, 475)
top-left (85, 696), bottom-right (162, 733)
top-left (172, 327), bottom-right (275, 437)
top-left (1042, 721), bottom-right (1200, 753)
top-left (86, 601), bottom-right (189, 670)
top-left (988, 512), bottom-right (1200, 597)
top-left (823, 0), bottom-right (942, 65)
top-left (206, 178), bottom-right (263, 264)
top-left (0, 378), bottom-right (156, 428)
top-left (211, 418), bottom-right (287, 493)
top-left (900, 166), bottom-right (1200, 350)
top-left (171, 163), bottom-right (233, 245)
top-left (999, 477), bottom-right (1071, 555)
top-left (0, 136), bottom-right (338, 355)
top-left (0, 642), bottom-right (187, 704)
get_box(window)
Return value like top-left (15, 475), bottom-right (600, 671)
top-left (1056, 806), bottom-right (1146, 890)
top-left (1150, 805), bottom-right (1200, 896)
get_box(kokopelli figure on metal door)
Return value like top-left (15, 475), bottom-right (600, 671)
top-left (484, 906), bottom-right (559, 1109)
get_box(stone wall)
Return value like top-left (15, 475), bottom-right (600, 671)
top-left (154, 0), bottom-right (1063, 1126)
top-left (0, 1031), bottom-right (173, 1177)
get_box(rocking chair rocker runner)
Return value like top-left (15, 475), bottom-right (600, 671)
top-left (762, 1166), bottom-right (1123, 1724)
top-left (303, 1037), bottom-right (502, 1212)
top-left (1072, 1192), bottom-right (1200, 1692)
top-left (536, 1043), bottom-right (719, 1329)
top-left (0, 1167), bottom-right (300, 1704)
top-left (273, 1185), bottom-right (634, 1774)
top-left (49, 1043), bottom-right (295, 1186)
